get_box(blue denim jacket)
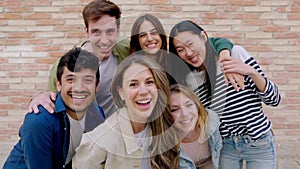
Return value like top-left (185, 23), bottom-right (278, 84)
top-left (179, 109), bottom-right (222, 169)
top-left (3, 93), bottom-right (105, 169)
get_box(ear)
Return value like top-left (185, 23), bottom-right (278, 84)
top-left (84, 27), bottom-right (89, 38)
top-left (56, 80), bottom-right (62, 92)
top-left (200, 31), bottom-right (208, 42)
top-left (117, 26), bottom-right (120, 37)
top-left (95, 80), bottom-right (100, 93)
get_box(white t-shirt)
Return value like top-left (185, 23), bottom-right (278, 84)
top-left (65, 114), bottom-right (86, 164)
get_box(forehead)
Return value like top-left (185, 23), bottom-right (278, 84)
top-left (88, 14), bottom-right (118, 30)
top-left (123, 63), bottom-right (152, 80)
top-left (139, 20), bottom-right (156, 33)
top-left (62, 67), bottom-right (96, 77)
top-left (171, 91), bottom-right (190, 102)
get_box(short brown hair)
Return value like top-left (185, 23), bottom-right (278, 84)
top-left (82, 0), bottom-right (121, 29)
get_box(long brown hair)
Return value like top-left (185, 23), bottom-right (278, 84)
top-left (129, 14), bottom-right (168, 69)
top-left (111, 54), bottom-right (179, 169)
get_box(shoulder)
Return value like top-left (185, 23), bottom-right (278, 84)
top-left (85, 111), bottom-right (120, 141)
top-left (231, 45), bottom-right (252, 62)
top-left (206, 109), bottom-right (220, 130)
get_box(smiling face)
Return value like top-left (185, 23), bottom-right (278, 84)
top-left (170, 91), bottom-right (198, 138)
top-left (138, 20), bottom-right (162, 55)
top-left (57, 67), bottom-right (98, 119)
top-left (173, 31), bottom-right (207, 69)
top-left (118, 63), bottom-right (158, 124)
top-left (86, 14), bottom-right (119, 61)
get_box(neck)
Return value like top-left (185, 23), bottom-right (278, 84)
top-left (66, 110), bottom-right (85, 121)
top-left (131, 121), bottom-right (147, 134)
top-left (181, 128), bottom-right (200, 143)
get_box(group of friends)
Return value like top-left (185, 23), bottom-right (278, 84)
top-left (3, 0), bottom-right (281, 169)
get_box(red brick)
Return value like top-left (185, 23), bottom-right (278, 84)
top-left (34, 46), bottom-right (61, 51)
top-left (0, 111), bottom-right (8, 116)
top-left (66, 32), bottom-right (85, 38)
top-left (23, 13), bottom-right (52, 20)
top-left (0, 13), bottom-right (22, 20)
top-left (288, 13), bottom-right (300, 20)
top-left (0, 39), bottom-right (22, 45)
top-left (23, 0), bottom-right (51, 6)
top-left (10, 97), bottom-right (31, 103)
top-left (25, 39), bottom-right (50, 45)
top-left (36, 19), bottom-right (64, 26)
top-left (202, 0), bottom-right (230, 5)
top-left (152, 5), bottom-right (181, 12)
top-left (5, 7), bottom-right (32, 13)
top-left (141, 0), bottom-right (170, 5)
top-left (21, 64), bottom-right (50, 71)
top-left (0, 1), bottom-right (22, 6)
top-left (231, 0), bottom-right (257, 6)
top-left (36, 58), bottom-right (58, 64)
top-left (49, 51), bottom-right (66, 58)
top-left (232, 13), bottom-right (260, 19)
top-left (0, 104), bottom-right (20, 110)
top-left (8, 33), bottom-right (35, 38)
top-left (9, 71), bottom-right (38, 77)
top-left (261, 26), bottom-right (289, 32)
top-left (273, 32), bottom-right (300, 39)
top-left (61, 7), bottom-right (82, 13)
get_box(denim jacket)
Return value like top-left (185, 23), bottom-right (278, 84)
top-left (179, 109), bottom-right (222, 169)
top-left (3, 93), bottom-right (105, 169)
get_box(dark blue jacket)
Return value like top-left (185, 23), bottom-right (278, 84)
top-left (3, 93), bottom-right (105, 169)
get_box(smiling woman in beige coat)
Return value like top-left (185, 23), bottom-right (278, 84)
top-left (72, 54), bottom-right (180, 169)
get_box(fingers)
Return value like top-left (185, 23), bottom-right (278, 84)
top-left (224, 73), bottom-right (245, 92)
top-left (49, 92), bottom-right (57, 101)
top-left (28, 92), bottom-right (56, 114)
top-left (227, 74), bottom-right (240, 91)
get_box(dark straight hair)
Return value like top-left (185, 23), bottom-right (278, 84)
top-left (169, 20), bottom-right (218, 98)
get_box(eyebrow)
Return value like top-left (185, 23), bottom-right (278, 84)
top-left (175, 39), bottom-right (191, 49)
top-left (139, 28), bottom-right (157, 34)
top-left (126, 76), bottom-right (154, 83)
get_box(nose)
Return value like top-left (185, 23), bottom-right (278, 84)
top-left (138, 83), bottom-right (149, 95)
top-left (185, 47), bottom-right (194, 57)
top-left (180, 106), bottom-right (189, 116)
top-left (73, 80), bottom-right (84, 91)
top-left (146, 32), bottom-right (153, 41)
top-left (99, 33), bottom-right (109, 45)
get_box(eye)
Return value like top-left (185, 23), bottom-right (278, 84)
top-left (92, 29), bottom-right (101, 36)
top-left (150, 30), bottom-right (159, 35)
top-left (171, 108), bottom-right (179, 113)
top-left (146, 80), bottom-right (155, 85)
top-left (129, 82), bottom-right (138, 87)
top-left (66, 77), bottom-right (75, 83)
top-left (176, 48), bottom-right (184, 54)
top-left (84, 78), bottom-right (94, 84)
top-left (186, 103), bottom-right (194, 107)
top-left (139, 33), bottom-right (146, 38)
top-left (107, 29), bottom-right (116, 35)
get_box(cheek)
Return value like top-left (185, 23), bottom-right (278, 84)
top-left (171, 113), bottom-right (179, 122)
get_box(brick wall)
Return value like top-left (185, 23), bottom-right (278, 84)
top-left (1, 0), bottom-right (299, 168)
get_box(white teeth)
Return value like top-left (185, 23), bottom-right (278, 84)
top-left (147, 43), bottom-right (156, 48)
top-left (99, 46), bottom-right (109, 49)
top-left (137, 99), bottom-right (151, 104)
top-left (72, 95), bottom-right (85, 99)
top-left (180, 118), bottom-right (192, 124)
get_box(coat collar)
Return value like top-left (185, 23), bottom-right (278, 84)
top-left (118, 108), bottom-right (141, 154)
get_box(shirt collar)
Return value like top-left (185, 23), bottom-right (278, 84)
top-left (54, 92), bottom-right (67, 113)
